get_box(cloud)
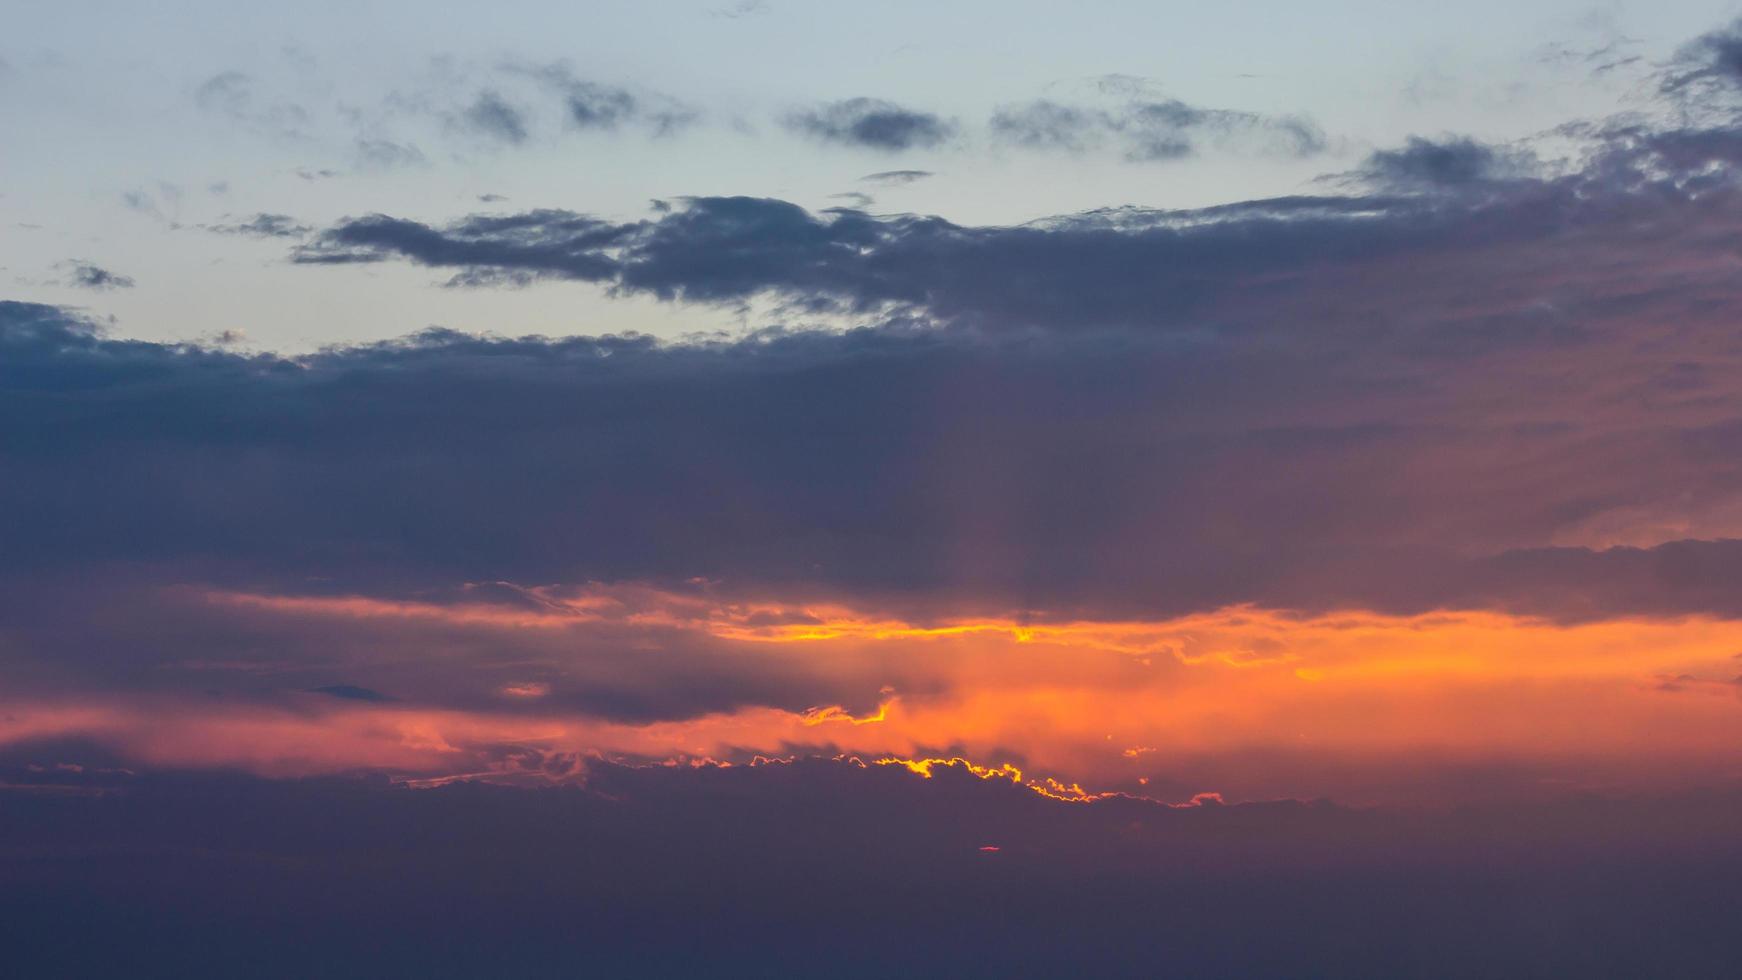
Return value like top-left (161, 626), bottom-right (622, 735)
top-left (458, 90), bottom-right (529, 144)
top-left (710, 0), bottom-right (769, 18)
top-left (203, 213), bottom-right (311, 238)
top-left (990, 94), bottom-right (1325, 161)
top-left (291, 124), bottom-right (1733, 339)
top-left (193, 70), bottom-right (255, 117)
top-left (5, 761), bottom-right (1742, 977)
top-left (1358, 135), bottom-right (1537, 188)
top-left (20, 72), bottom-right (1742, 805)
top-left (193, 70), bottom-right (309, 135)
top-left (120, 183), bottom-right (184, 222)
top-left (57, 261), bottom-right (135, 290)
top-left (1664, 18), bottom-right (1742, 100)
top-left (785, 98), bottom-right (955, 151)
top-left (354, 138), bottom-right (426, 170)
top-left (859, 169), bottom-right (934, 185)
top-left (13, 252), bottom-right (1742, 628)
top-left (558, 80), bottom-right (638, 128)
top-left (120, 115), bottom-right (1742, 624)
top-left (494, 62), bottom-right (700, 137)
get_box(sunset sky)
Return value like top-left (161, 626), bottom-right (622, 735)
top-left (9, 3), bottom-right (1742, 976)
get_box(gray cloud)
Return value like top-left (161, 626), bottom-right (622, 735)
top-left (11, 259), bottom-right (1742, 628)
top-left (785, 98), bottom-right (956, 151)
top-left (459, 90), bottom-right (529, 144)
top-left (1665, 19), bottom-right (1742, 99)
top-left (193, 70), bottom-right (309, 135)
top-left (991, 95), bottom-right (1325, 161)
top-left (1358, 135), bottom-right (1538, 188)
top-left (522, 64), bottom-right (699, 135)
top-left (58, 261), bottom-right (135, 290)
top-left (860, 169), bottom-right (934, 185)
top-left (354, 137), bottom-right (426, 170)
top-left (204, 213), bottom-right (311, 238)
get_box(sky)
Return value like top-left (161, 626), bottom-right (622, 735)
top-left (10, 2), bottom-right (1742, 976)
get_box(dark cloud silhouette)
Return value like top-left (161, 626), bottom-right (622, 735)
top-left (786, 98), bottom-right (955, 151)
top-left (4, 761), bottom-right (1742, 977)
top-left (59, 261), bottom-right (135, 290)
top-left (9, 279), bottom-right (1742, 628)
top-left (291, 123), bottom-right (1737, 340)
top-left (26, 115), bottom-right (1742, 627)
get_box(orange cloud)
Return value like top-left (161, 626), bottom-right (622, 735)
top-left (17, 591), bottom-right (1742, 803)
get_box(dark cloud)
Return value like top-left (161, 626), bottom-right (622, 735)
top-left (1359, 135), bottom-right (1535, 188)
top-left (4, 762), bottom-right (1742, 977)
top-left (1665, 19), bottom-right (1742, 98)
top-left (9, 259), bottom-right (1742, 629)
top-left (58, 261), bottom-right (135, 290)
top-left (11, 123), bottom-right (1742, 722)
top-left (990, 99), bottom-right (1100, 151)
top-left (860, 169), bottom-right (934, 185)
top-left (292, 124), bottom-right (1731, 336)
top-left (204, 213), bottom-right (311, 238)
top-left (990, 95), bottom-right (1325, 161)
top-left (561, 81), bottom-right (638, 128)
top-left (785, 98), bottom-right (955, 151)
top-left (508, 63), bottom-right (699, 136)
top-left (459, 90), bottom-right (528, 144)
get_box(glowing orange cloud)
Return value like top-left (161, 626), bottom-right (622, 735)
top-left (16, 588), bottom-right (1742, 804)
top-left (801, 696), bottom-right (895, 727)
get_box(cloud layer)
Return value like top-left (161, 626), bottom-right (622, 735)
top-left (6, 760), bottom-right (1742, 977)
